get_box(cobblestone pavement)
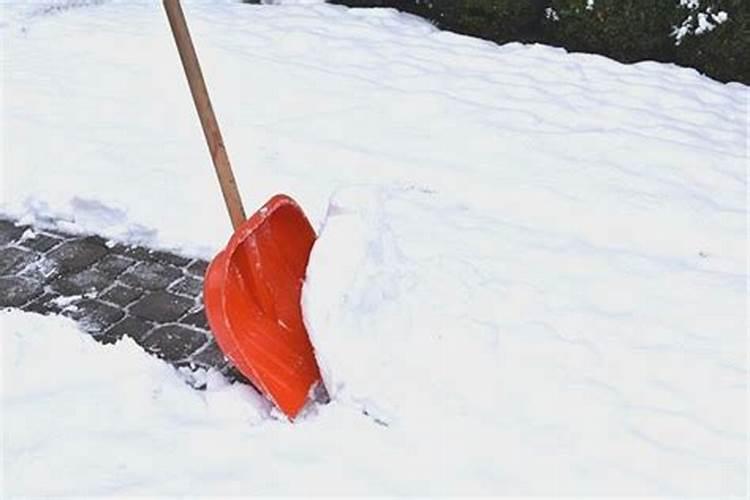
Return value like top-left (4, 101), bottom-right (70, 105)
top-left (0, 217), bottom-right (249, 386)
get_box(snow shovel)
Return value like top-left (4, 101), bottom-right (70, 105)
top-left (164, 0), bottom-right (322, 419)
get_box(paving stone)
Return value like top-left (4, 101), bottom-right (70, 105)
top-left (186, 259), bottom-right (209, 277)
top-left (63, 299), bottom-right (124, 333)
top-left (130, 291), bottom-right (194, 322)
top-left (46, 238), bottom-right (108, 275)
top-left (100, 316), bottom-right (155, 344)
top-left (94, 254), bottom-right (135, 278)
top-left (0, 220), bottom-right (27, 245)
top-left (141, 324), bottom-right (208, 362)
top-left (180, 308), bottom-right (208, 330)
top-left (148, 250), bottom-right (191, 268)
top-left (190, 339), bottom-right (227, 369)
top-left (100, 284), bottom-right (144, 307)
top-left (169, 275), bottom-right (203, 297)
top-left (120, 261), bottom-right (182, 290)
top-left (109, 243), bottom-right (152, 261)
top-left (0, 247), bottom-right (39, 276)
top-left (3, 219), bottom-right (248, 390)
top-left (18, 233), bottom-right (62, 253)
top-left (17, 265), bottom-right (48, 281)
top-left (24, 291), bottom-right (63, 315)
top-left (0, 276), bottom-right (44, 307)
top-left (79, 235), bottom-right (110, 248)
top-left (222, 365), bottom-right (253, 386)
top-left (40, 227), bottom-right (77, 239)
top-left (50, 268), bottom-right (112, 296)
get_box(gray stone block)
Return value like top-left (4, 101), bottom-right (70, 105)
top-left (21, 257), bottom-right (57, 281)
top-left (168, 276), bottom-right (203, 297)
top-left (18, 266), bottom-right (48, 282)
top-left (148, 250), bottom-right (191, 268)
top-left (129, 291), bottom-right (194, 322)
top-left (79, 235), bottom-right (109, 247)
top-left (63, 299), bottom-right (125, 333)
top-left (190, 339), bottom-right (227, 369)
top-left (0, 247), bottom-right (38, 276)
top-left (100, 316), bottom-right (155, 344)
top-left (0, 220), bottom-right (27, 246)
top-left (94, 254), bottom-right (135, 278)
top-left (222, 365), bottom-right (253, 387)
top-left (100, 284), bottom-right (144, 307)
top-left (24, 291), bottom-right (63, 315)
top-left (18, 233), bottom-right (62, 253)
top-left (50, 268), bottom-right (113, 296)
top-left (186, 259), bottom-right (209, 277)
top-left (46, 238), bottom-right (108, 275)
top-left (180, 308), bottom-right (208, 330)
top-left (3, 219), bottom-right (254, 387)
top-left (119, 261), bottom-right (182, 290)
top-left (141, 324), bottom-right (208, 362)
top-left (0, 276), bottom-right (43, 307)
top-left (109, 243), bottom-right (152, 261)
top-left (41, 227), bottom-right (77, 239)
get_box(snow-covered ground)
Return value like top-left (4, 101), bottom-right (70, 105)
top-left (1, 0), bottom-right (747, 496)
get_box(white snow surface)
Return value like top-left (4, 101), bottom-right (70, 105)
top-left (1, 0), bottom-right (747, 496)
top-left (1, 310), bottom-right (400, 496)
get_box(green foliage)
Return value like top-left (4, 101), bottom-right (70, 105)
top-left (540, 0), bottom-right (684, 64)
top-left (326, 1), bottom-right (548, 42)
top-left (673, 0), bottom-right (749, 83)
top-left (435, 0), bottom-right (548, 43)
top-left (542, 0), bottom-right (749, 83)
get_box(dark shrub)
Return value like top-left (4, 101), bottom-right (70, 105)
top-left (283, 0), bottom-right (749, 83)
top-left (540, 0), bottom-right (683, 64)
top-left (673, 0), bottom-right (749, 83)
top-left (327, 0), bottom-right (548, 42)
top-left (542, 0), bottom-right (749, 83)
top-left (433, 0), bottom-right (549, 43)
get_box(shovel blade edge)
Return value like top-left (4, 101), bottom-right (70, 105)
top-left (203, 194), bottom-right (322, 419)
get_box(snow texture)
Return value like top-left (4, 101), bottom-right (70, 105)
top-left (1, 0), bottom-right (747, 496)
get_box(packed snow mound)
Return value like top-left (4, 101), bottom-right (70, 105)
top-left (303, 185), bottom-right (746, 495)
top-left (1, 311), bottom-right (272, 496)
top-left (1, 310), bottom-right (510, 496)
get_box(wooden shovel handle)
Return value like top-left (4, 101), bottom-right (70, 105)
top-left (164, 0), bottom-right (246, 230)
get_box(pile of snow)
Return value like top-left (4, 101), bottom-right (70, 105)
top-left (1, 0), bottom-right (746, 496)
top-left (1, 310), bottom-right (424, 496)
top-left (2, 311), bottom-right (265, 495)
top-left (303, 184), bottom-right (746, 495)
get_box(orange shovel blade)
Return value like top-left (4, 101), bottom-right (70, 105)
top-left (203, 194), bottom-right (322, 419)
